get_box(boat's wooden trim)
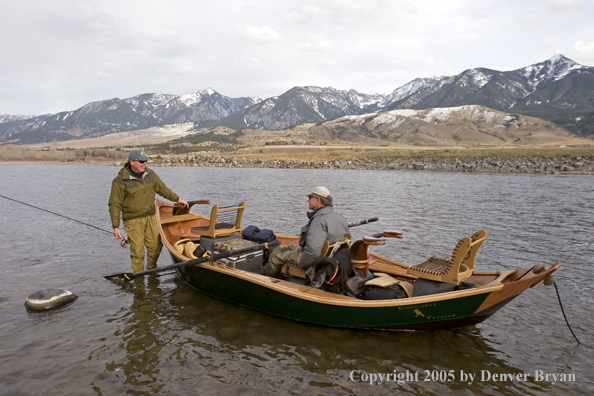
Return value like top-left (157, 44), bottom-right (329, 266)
top-left (368, 253), bottom-right (413, 278)
top-left (183, 260), bottom-right (505, 308)
top-left (475, 263), bottom-right (560, 312)
top-left (160, 213), bottom-right (208, 225)
top-left (276, 234), bottom-right (300, 245)
top-left (480, 270), bottom-right (517, 287)
top-left (369, 252), bottom-right (410, 269)
top-left (157, 209), bottom-right (199, 262)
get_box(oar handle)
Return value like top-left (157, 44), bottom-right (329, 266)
top-left (348, 217), bottom-right (379, 228)
top-left (188, 200), bottom-right (210, 206)
top-left (105, 240), bottom-right (280, 281)
top-left (173, 199), bottom-right (210, 215)
top-left (370, 230), bottom-right (403, 239)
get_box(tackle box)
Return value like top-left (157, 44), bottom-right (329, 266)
top-left (217, 250), bottom-right (264, 273)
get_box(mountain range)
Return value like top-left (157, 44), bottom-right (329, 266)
top-left (1, 54), bottom-right (593, 145)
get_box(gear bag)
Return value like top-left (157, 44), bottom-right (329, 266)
top-left (242, 225), bottom-right (277, 263)
top-left (242, 225), bottom-right (277, 243)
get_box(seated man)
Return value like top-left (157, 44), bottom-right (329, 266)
top-left (265, 186), bottom-right (349, 278)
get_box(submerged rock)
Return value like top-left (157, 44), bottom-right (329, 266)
top-left (25, 288), bottom-right (78, 311)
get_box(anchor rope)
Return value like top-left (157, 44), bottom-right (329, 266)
top-left (554, 282), bottom-right (582, 345)
top-left (0, 194), bottom-right (113, 236)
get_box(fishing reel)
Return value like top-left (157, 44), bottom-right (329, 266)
top-left (120, 237), bottom-right (131, 248)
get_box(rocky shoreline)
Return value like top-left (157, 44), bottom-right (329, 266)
top-left (148, 154), bottom-right (594, 174)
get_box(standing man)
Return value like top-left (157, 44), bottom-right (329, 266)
top-left (109, 149), bottom-right (188, 273)
top-left (265, 186), bottom-right (349, 278)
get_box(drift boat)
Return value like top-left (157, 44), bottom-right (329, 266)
top-left (156, 200), bottom-right (560, 331)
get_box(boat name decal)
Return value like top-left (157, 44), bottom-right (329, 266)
top-left (426, 314), bottom-right (456, 320)
top-left (395, 303), bottom-right (456, 321)
top-left (397, 303), bottom-right (437, 311)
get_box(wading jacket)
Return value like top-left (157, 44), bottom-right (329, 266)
top-left (108, 166), bottom-right (179, 228)
top-left (298, 205), bottom-right (349, 269)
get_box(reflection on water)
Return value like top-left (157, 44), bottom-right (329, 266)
top-left (0, 164), bottom-right (592, 395)
top-left (90, 274), bottom-right (571, 395)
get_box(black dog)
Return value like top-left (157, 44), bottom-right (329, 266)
top-left (310, 249), bottom-right (353, 294)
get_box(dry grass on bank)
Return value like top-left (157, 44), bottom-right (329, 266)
top-left (0, 145), bottom-right (128, 162)
top-left (1, 144), bottom-right (593, 163)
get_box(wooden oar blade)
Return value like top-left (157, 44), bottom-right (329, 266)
top-left (104, 272), bottom-right (135, 281)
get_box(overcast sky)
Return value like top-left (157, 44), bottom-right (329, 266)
top-left (1, 0), bottom-right (593, 116)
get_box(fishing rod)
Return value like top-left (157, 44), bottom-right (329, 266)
top-left (0, 194), bottom-right (130, 247)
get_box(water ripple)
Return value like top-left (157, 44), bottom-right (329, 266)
top-left (0, 164), bottom-right (592, 395)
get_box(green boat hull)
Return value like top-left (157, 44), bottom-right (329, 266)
top-left (174, 255), bottom-right (501, 331)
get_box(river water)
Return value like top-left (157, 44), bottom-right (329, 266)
top-left (0, 163), bottom-right (592, 395)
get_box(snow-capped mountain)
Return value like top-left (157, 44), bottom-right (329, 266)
top-left (154, 89), bottom-right (259, 124)
top-left (0, 114), bottom-right (52, 142)
top-left (1, 89), bottom-right (260, 144)
top-left (384, 55), bottom-right (594, 112)
top-left (381, 55), bottom-right (594, 135)
top-left (2, 54), bottom-right (593, 144)
top-left (0, 115), bottom-right (37, 123)
top-left (382, 76), bottom-right (452, 108)
top-left (200, 86), bottom-right (387, 130)
top-left (510, 54), bottom-right (590, 90)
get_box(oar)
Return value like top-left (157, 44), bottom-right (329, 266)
top-left (347, 217), bottom-right (379, 228)
top-left (371, 231), bottom-right (403, 239)
top-left (104, 240), bottom-right (280, 281)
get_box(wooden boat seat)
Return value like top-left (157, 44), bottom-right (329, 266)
top-left (279, 235), bottom-right (352, 280)
top-left (320, 234), bottom-right (352, 257)
top-left (190, 202), bottom-right (245, 238)
top-left (461, 229), bottom-right (487, 272)
top-left (349, 236), bottom-right (386, 278)
top-left (407, 230), bottom-right (487, 285)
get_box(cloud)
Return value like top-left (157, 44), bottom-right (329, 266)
top-left (1, 0), bottom-right (593, 115)
top-left (232, 24), bottom-right (283, 43)
top-left (573, 40), bottom-right (594, 53)
top-left (296, 35), bottom-right (334, 52)
top-left (546, 0), bottom-right (581, 12)
top-left (571, 40), bottom-right (594, 64)
top-left (233, 55), bottom-right (261, 66)
top-left (283, 0), bottom-right (411, 27)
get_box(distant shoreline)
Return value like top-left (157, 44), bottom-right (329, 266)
top-left (0, 145), bottom-right (594, 175)
top-left (0, 152), bottom-right (594, 175)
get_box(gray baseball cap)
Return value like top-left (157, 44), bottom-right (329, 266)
top-left (128, 149), bottom-right (150, 161)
